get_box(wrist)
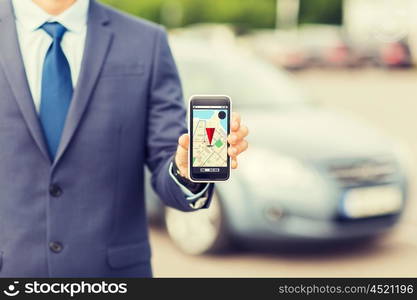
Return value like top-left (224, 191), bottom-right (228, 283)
top-left (172, 156), bottom-right (205, 194)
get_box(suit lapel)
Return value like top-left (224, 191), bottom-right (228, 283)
top-left (0, 0), bottom-right (51, 162)
top-left (52, 1), bottom-right (114, 167)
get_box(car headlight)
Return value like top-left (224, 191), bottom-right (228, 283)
top-left (239, 147), bottom-right (322, 198)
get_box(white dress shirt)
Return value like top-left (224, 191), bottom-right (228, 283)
top-left (12, 0), bottom-right (89, 112)
top-left (12, 0), bottom-right (208, 206)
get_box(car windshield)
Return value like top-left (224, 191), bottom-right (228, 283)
top-left (175, 52), bottom-right (310, 110)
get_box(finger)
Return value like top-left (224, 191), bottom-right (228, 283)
top-left (227, 133), bottom-right (239, 145)
top-left (231, 120), bottom-right (240, 132)
top-left (228, 125), bottom-right (249, 145)
top-left (178, 134), bottom-right (189, 151)
top-left (228, 139), bottom-right (248, 157)
top-left (231, 112), bottom-right (241, 132)
top-left (231, 158), bottom-right (238, 169)
top-left (176, 134), bottom-right (189, 171)
top-left (232, 112), bottom-right (241, 124)
top-left (228, 146), bottom-right (238, 157)
top-left (238, 125), bottom-right (249, 139)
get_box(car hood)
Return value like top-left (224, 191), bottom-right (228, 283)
top-left (243, 106), bottom-right (397, 163)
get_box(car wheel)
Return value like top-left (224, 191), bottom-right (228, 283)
top-left (165, 192), bottom-right (229, 255)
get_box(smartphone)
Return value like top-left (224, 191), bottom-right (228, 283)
top-left (189, 95), bottom-right (231, 182)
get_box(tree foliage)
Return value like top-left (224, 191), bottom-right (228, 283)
top-left (99, 0), bottom-right (342, 29)
top-left (299, 0), bottom-right (342, 25)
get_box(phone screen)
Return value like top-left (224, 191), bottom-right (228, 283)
top-left (189, 96), bottom-right (231, 182)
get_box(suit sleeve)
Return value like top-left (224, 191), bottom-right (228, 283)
top-left (145, 27), bottom-right (214, 212)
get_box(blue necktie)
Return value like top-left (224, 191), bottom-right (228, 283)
top-left (39, 22), bottom-right (73, 159)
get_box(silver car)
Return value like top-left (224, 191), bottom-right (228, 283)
top-left (146, 39), bottom-right (410, 255)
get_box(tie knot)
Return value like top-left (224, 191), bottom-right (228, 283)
top-left (41, 22), bottom-right (67, 40)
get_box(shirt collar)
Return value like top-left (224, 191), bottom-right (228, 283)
top-left (12, 0), bottom-right (90, 33)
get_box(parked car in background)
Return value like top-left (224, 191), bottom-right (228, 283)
top-left (377, 40), bottom-right (412, 68)
top-left (344, 0), bottom-right (414, 68)
top-left (242, 25), bottom-right (361, 71)
top-left (239, 29), bottom-right (309, 71)
top-left (146, 37), bottom-right (410, 255)
top-left (297, 25), bottom-right (360, 68)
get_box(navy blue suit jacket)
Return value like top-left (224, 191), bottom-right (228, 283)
top-left (0, 0), bottom-right (213, 277)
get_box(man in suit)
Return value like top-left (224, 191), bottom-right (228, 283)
top-left (0, 0), bottom-right (249, 277)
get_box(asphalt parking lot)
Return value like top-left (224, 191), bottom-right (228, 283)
top-left (150, 69), bottom-right (417, 277)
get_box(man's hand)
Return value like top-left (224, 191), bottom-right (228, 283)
top-left (175, 112), bottom-right (249, 178)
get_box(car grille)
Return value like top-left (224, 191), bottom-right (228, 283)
top-left (326, 157), bottom-right (398, 187)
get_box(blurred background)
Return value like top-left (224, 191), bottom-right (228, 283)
top-left (101, 0), bottom-right (417, 277)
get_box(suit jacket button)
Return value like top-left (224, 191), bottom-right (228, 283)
top-left (49, 241), bottom-right (63, 253)
top-left (49, 184), bottom-right (62, 197)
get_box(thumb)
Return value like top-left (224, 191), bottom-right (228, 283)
top-left (175, 134), bottom-right (190, 175)
top-left (178, 133), bottom-right (190, 151)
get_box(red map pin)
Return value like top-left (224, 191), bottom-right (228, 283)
top-left (206, 128), bottom-right (215, 145)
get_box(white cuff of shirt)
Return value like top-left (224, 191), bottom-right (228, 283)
top-left (169, 162), bottom-right (210, 209)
